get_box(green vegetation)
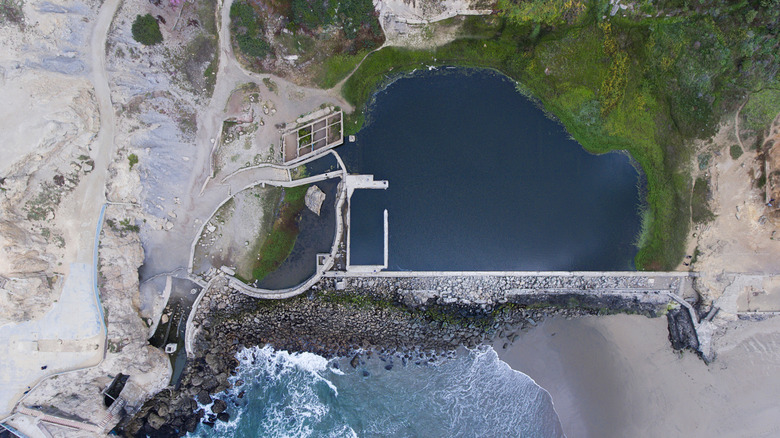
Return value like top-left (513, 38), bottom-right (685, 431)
top-left (313, 50), bottom-right (370, 89)
top-left (697, 153), bottom-right (711, 171)
top-left (226, 0), bottom-right (382, 82)
top-left (177, 34), bottom-right (218, 96)
top-left (106, 218), bottom-right (141, 234)
top-left (290, 0), bottom-right (380, 37)
top-left (204, 53), bottom-right (218, 96)
top-left (290, 0), bottom-right (327, 30)
top-left (161, 0), bottom-right (219, 98)
top-left (196, 0), bottom-right (219, 36)
top-left (319, 291), bottom-right (398, 310)
top-left (230, 0), bottom-right (270, 58)
top-left (128, 153), bottom-right (139, 170)
top-left (25, 182), bottom-right (66, 221)
top-left (0, 0), bottom-right (23, 25)
top-left (340, 0), bottom-right (780, 270)
top-left (691, 177), bottom-right (714, 223)
top-left (262, 77), bottom-right (278, 94)
top-left (743, 87), bottom-right (780, 132)
top-left (690, 246), bottom-right (701, 267)
top-left (131, 14), bottom-right (163, 46)
top-left (730, 144), bottom-right (744, 160)
top-left (499, 0), bottom-right (586, 26)
top-left (249, 185), bottom-right (309, 281)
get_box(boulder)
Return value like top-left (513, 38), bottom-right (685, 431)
top-left (156, 404), bottom-right (169, 418)
top-left (304, 185), bottom-right (326, 216)
top-left (212, 399), bottom-right (227, 414)
top-left (147, 413), bottom-right (165, 430)
top-left (196, 390), bottom-right (212, 405)
top-left (185, 415), bottom-right (200, 433)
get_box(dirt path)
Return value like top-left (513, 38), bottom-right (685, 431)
top-left (735, 98), bottom-right (747, 151)
top-left (58, 0), bottom-right (120, 267)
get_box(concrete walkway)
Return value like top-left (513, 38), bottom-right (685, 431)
top-left (0, 264), bottom-right (105, 416)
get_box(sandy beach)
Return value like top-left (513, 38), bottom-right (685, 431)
top-left (496, 315), bottom-right (780, 438)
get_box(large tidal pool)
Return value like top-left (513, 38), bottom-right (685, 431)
top-left (339, 69), bottom-right (643, 271)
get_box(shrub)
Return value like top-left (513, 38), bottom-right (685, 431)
top-left (691, 177), bottom-right (715, 223)
top-left (730, 144), bottom-right (744, 160)
top-left (128, 153), bottom-right (139, 170)
top-left (237, 33), bottom-right (270, 57)
top-left (335, 0), bottom-right (379, 39)
top-left (132, 14), bottom-right (163, 46)
top-left (230, 1), bottom-right (270, 58)
top-left (743, 88), bottom-right (780, 132)
top-left (499, 0), bottom-right (586, 26)
top-left (291, 0), bottom-right (329, 30)
top-left (0, 0), bottom-right (24, 25)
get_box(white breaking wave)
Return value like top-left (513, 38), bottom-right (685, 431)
top-left (235, 345), bottom-right (339, 396)
top-left (190, 344), bottom-right (561, 438)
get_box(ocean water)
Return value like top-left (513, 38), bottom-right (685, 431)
top-left (189, 345), bottom-right (564, 437)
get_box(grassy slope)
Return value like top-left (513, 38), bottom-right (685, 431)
top-left (247, 185), bottom-right (310, 282)
top-left (339, 4), bottom-right (779, 270)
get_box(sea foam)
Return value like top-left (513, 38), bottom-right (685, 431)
top-left (190, 344), bottom-right (562, 437)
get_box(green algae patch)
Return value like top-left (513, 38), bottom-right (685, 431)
top-left (248, 185), bottom-right (310, 282)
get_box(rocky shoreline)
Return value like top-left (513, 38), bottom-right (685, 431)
top-left (119, 276), bottom-right (680, 437)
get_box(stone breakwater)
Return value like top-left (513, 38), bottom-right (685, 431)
top-left (120, 274), bottom-right (677, 437)
top-left (328, 273), bottom-right (683, 308)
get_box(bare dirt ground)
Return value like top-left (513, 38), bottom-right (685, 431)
top-left (686, 111), bottom-right (780, 308)
top-left (376, 0), bottom-right (493, 49)
top-left (212, 82), bottom-right (279, 176)
top-left (0, 0), bottom-right (103, 324)
top-left (192, 185), bottom-right (280, 279)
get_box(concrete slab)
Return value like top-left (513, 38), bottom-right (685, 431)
top-left (737, 275), bottom-right (780, 312)
top-left (0, 263), bottom-right (105, 417)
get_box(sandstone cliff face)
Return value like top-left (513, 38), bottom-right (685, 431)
top-left (0, 0), bottom-right (101, 324)
top-left (21, 223), bottom-right (170, 429)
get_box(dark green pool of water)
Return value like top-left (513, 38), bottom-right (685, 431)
top-left (340, 69), bottom-right (643, 271)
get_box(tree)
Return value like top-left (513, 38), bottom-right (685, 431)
top-left (132, 14), bottom-right (163, 46)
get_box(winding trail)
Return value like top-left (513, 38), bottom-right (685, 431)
top-left (57, 0), bottom-right (119, 266)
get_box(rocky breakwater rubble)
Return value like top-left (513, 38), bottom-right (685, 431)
top-left (120, 273), bottom-right (683, 436)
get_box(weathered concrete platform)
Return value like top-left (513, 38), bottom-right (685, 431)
top-left (0, 263), bottom-right (105, 417)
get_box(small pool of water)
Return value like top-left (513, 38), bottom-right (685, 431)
top-left (257, 179), bottom-right (339, 289)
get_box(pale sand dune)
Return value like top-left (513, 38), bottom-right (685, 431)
top-left (496, 315), bottom-right (780, 438)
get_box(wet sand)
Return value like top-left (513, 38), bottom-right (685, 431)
top-left (495, 314), bottom-right (780, 437)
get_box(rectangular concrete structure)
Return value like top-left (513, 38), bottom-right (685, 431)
top-left (344, 175), bottom-right (389, 272)
top-left (282, 109), bottom-right (343, 165)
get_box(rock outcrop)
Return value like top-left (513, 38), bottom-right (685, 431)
top-left (305, 185), bottom-right (326, 215)
top-left (21, 220), bottom-right (170, 429)
top-left (0, 0), bottom-right (101, 324)
top-left (667, 306), bottom-right (700, 352)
